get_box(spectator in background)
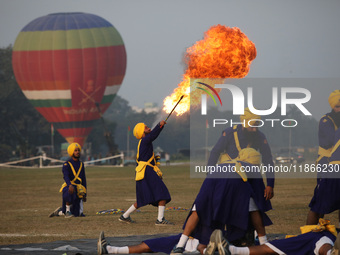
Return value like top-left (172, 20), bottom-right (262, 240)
top-left (165, 152), bottom-right (170, 166)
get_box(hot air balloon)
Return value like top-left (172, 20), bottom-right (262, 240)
top-left (12, 12), bottom-right (127, 146)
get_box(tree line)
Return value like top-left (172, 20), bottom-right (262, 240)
top-left (0, 46), bottom-right (319, 163)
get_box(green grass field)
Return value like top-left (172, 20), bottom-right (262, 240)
top-left (0, 164), bottom-right (338, 245)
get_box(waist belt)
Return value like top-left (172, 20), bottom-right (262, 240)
top-left (135, 140), bottom-right (163, 181)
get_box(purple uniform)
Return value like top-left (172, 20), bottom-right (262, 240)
top-left (266, 231), bottom-right (335, 255)
top-left (317, 113), bottom-right (338, 165)
top-left (136, 123), bottom-right (171, 207)
top-left (144, 234), bottom-right (181, 254)
top-left (207, 124), bottom-right (275, 187)
top-left (183, 162), bottom-right (272, 244)
top-left (309, 128), bottom-right (340, 214)
top-left (61, 158), bottom-right (86, 217)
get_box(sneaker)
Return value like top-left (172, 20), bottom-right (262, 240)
top-left (97, 231), bottom-right (108, 255)
top-left (205, 229), bottom-right (220, 255)
top-left (170, 245), bottom-right (185, 254)
top-left (49, 206), bottom-right (62, 217)
top-left (65, 211), bottom-right (74, 218)
top-left (216, 231), bottom-right (231, 255)
top-left (119, 215), bottom-right (135, 224)
top-left (80, 213), bottom-right (86, 217)
top-left (155, 217), bottom-right (174, 225)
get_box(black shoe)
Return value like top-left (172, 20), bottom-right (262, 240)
top-left (49, 207), bottom-right (62, 217)
top-left (170, 245), bottom-right (185, 254)
top-left (205, 229), bottom-right (219, 255)
top-left (97, 231), bottom-right (108, 255)
top-left (119, 215), bottom-right (135, 224)
top-left (155, 217), bottom-right (174, 225)
top-left (217, 232), bottom-right (231, 255)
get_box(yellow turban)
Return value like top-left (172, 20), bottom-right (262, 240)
top-left (238, 148), bottom-right (261, 165)
top-left (328, 90), bottom-right (340, 109)
top-left (240, 108), bottom-right (261, 128)
top-left (133, 123), bottom-right (145, 139)
top-left (67, 143), bottom-right (81, 157)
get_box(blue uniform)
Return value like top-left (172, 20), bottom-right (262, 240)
top-left (266, 231), bottom-right (336, 255)
top-left (136, 124), bottom-right (171, 207)
top-left (143, 231), bottom-right (336, 255)
top-left (316, 112), bottom-right (338, 167)
top-left (182, 162), bottom-right (272, 245)
top-left (61, 158), bottom-right (86, 217)
top-left (207, 124), bottom-right (275, 187)
top-left (144, 234), bottom-right (182, 254)
top-left (309, 129), bottom-right (340, 214)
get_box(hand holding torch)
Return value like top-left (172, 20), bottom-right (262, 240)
top-left (160, 95), bottom-right (184, 127)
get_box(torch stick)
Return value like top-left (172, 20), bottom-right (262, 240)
top-left (161, 95), bottom-right (184, 127)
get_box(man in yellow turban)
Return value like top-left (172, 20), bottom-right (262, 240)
top-left (49, 142), bottom-right (87, 218)
top-left (208, 108), bottom-right (275, 200)
top-left (169, 148), bottom-right (272, 254)
top-left (207, 108), bottom-right (275, 246)
top-left (120, 120), bottom-right (173, 225)
top-left (307, 90), bottom-right (340, 225)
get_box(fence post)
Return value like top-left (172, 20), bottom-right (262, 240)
top-left (121, 153), bottom-right (124, 167)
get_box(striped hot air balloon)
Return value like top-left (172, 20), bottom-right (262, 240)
top-left (12, 12), bottom-right (127, 146)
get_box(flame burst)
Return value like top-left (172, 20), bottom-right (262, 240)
top-left (163, 25), bottom-right (257, 115)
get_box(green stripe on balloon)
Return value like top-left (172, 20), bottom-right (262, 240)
top-left (29, 99), bottom-right (72, 108)
top-left (100, 94), bottom-right (116, 104)
top-left (13, 27), bottom-right (124, 51)
top-left (53, 119), bottom-right (99, 129)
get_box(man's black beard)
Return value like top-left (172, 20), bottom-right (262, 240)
top-left (73, 155), bottom-right (80, 159)
top-left (243, 129), bottom-right (260, 150)
top-left (329, 110), bottom-right (340, 128)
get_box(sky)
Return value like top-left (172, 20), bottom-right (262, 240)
top-left (1, 0), bottom-right (339, 120)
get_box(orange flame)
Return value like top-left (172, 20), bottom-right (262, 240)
top-left (163, 25), bottom-right (256, 115)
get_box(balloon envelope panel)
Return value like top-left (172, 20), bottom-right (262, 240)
top-left (12, 12), bottom-right (127, 146)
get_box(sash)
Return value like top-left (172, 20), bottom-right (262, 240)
top-left (286, 219), bottom-right (337, 238)
top-left (219, 159), bottom-right (248, 182)
top-left (218, 125), bottom-right (250, 164)
top-left (59, 161), bottom-right (85, 193)
top-left (300, 219), bottom-right (337, 237)
top-left (135, 140), bottom-right (163, 181)
top-left (316, 115), bottom-right (338, 164)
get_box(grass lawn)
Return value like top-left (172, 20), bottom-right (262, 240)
top-left (0, 164), bottom-right (338, 245)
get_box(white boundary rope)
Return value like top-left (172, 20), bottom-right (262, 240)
top-left (0, 153), bottom-right (125, 169)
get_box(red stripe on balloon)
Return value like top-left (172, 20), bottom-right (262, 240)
top-left (36, 102), bottom-right (111, 123)
top-left (57, 127), bottom-right (93, 137)
top-left (57, 128), bottom-right (93, 146)
top-left (12, 45), bottom-right (126, 91)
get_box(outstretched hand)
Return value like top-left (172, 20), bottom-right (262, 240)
top-left (160, 120), bottom-right (166, 127)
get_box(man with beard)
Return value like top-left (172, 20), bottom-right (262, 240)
top-left (207, 108), bottom-right (275, 245)
top-left (49, 143), bottom-right (87, 218)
